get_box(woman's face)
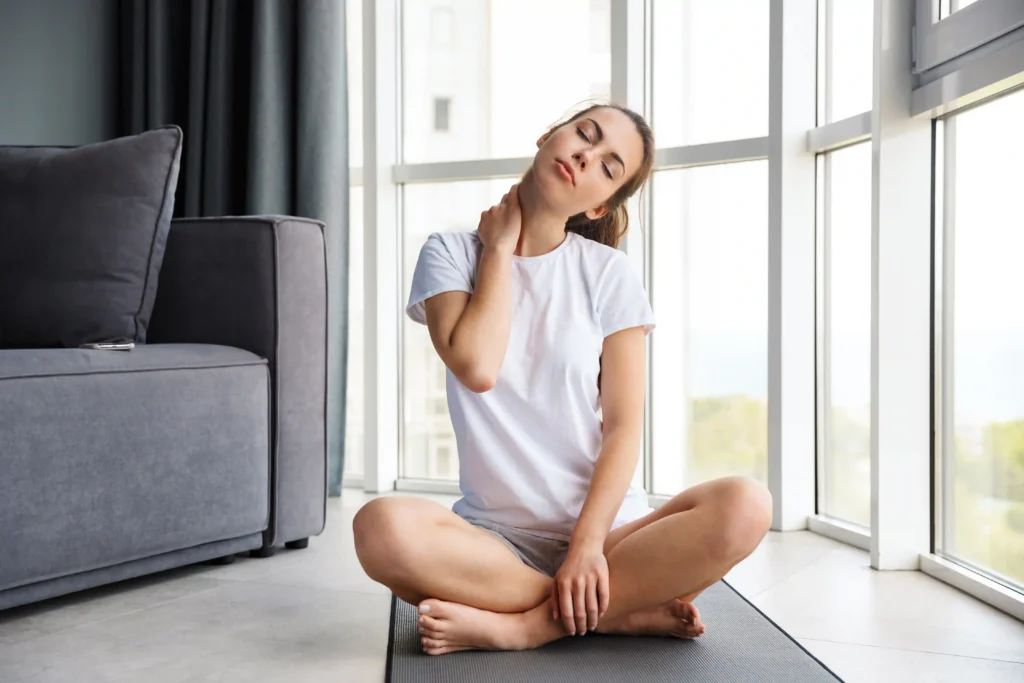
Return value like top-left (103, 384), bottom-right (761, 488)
top-left (532, 107), bottom-right (645, 219)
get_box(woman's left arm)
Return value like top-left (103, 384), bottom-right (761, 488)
top-left (552, 325), bottom-right (646, 635)
top-left (574, 325), bottom-right (646, 546)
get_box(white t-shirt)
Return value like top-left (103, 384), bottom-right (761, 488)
top-left (406, 230), bottom-right (655, 540)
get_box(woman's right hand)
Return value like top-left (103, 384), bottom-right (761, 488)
top-left (478, 184), bottom-right (522, 255)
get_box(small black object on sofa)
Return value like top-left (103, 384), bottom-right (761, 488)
top-left (0, 130), bottom-right (328, 611)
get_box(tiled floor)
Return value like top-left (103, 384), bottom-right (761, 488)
top-left (1, 491), bottom-right (1023, 682)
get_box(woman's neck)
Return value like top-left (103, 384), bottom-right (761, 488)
top-left (514, 170), bottom-right (569, 257)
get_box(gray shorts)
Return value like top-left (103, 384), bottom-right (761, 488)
top-left (463, 517), bottom-right (570, 578)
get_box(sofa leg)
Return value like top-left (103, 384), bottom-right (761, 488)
top-left (206, 554), bottom-right (237, 566)
top-left (249, 546), bottom-right (276, 559)
top-left (285, 538), bottom-right (309, 550)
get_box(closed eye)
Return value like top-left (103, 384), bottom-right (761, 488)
top-left (578, 126), bottom-right (614, 179)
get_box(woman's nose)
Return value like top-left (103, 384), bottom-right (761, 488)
top-left (573, 151), bottom-right (589, 170)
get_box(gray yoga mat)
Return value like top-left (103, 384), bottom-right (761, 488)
top-left (386, 580), bottom-right (843, 683)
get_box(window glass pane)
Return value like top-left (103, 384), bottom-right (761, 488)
top-left (401, 179), bottom-right (511, 480)
top-left (821, 142), bottom-right (871, 527)
top-left (828, 0), bottom-right (873, 122)
top-left (344, 188), bottom-right (365, 478)
top-left (650, 162), bottom-right (768, 495)
top-left (652, 0), bottom-right (769, 147)
top-left (943, 88), bottom-right (1024, 588)
top-left (401, 0), bottom-right (611, 163)
top-left (347, 0), bottom-right (362, 167)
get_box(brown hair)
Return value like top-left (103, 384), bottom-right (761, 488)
top-left (542, 103), bottom-right (655, 249)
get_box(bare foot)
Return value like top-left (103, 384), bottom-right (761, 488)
top-left (416, 599), bottom-right (532, 655)
top-left (597, 599), bottom-right (707, 639)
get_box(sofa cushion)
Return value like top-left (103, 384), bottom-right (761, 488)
top-left (0, 344), bottom-right (270, 592)
top-left (0, 127), bottom-right (183, 349)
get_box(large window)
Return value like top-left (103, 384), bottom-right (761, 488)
top-left (347, 0), bottom-right (1024, 620)
top-left (401, 179), bottom-right (510, 480)
top-left (650, 162), bottom-right (769, 495)
top-left (812, 0), bottom-right (873, 530)
top-left (817, 142), bottom-right (872, 528)
top-left (401, 0), bottom-right (611, 163)
top-left (397, 0), bottom-right (612, 481)
top-left (937, 88), bottom-right (1024, 588)
top-left (651, 0), bottom-right (769, 146)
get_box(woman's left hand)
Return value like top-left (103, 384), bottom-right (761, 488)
top-left (552, 540), bottom-right (610, 635)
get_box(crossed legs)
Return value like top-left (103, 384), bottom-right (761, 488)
top-left (353, 476), bottom-right (772, 655)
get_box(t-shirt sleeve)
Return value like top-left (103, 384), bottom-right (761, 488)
top-left (596, 251), bottom-right (655, 338)
top-left (406, 233), bottom-right (474, 325)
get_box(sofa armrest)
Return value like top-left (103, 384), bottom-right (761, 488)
top-left (150, 216), bottom-right (328, 548)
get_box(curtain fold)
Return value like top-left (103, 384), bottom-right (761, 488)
top-left (118, 0), bottom-right (349, 496)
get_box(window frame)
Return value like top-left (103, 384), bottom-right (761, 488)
top-left (345, 0), bottom-right (1024, 620)
top-left (814, 140), bottom-right (874, 533)
top-left (912, 0), bottom-right (1024, 117)
top-left (932, 103), bottom-right (1024, 597)
top-left (915, 0), bottom-right (1024, 74)
top-left (811, 0), bottom-right (875, 536)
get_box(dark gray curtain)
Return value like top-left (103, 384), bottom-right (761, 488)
top-left (118, 0), bottom-right (349, 497)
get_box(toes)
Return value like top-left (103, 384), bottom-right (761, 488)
top-left (418, 615), bottom-right (444, 633)
top-left (419, 598), bottom-right (451, 620)
top-left (420, 628), bottom-right (444, 639)
top-left (673, 600), bottom-right (705, 627)
top-left (421, 636), bottom-right (445, 650)
top-left (677, 625), bottom-right (704, 640)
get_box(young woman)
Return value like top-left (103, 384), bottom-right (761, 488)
top-left (353, 104), bottom-right (772, 656)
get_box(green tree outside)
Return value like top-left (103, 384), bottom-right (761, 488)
top-left (687, 395), bottom-right (1024, 587)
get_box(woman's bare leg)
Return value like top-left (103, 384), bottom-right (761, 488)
top-left (416, 476), bottom-right (772, 654)
top-left (352, 496), bottom-right (551, 613)
top-left (592, 475), bottom-right (769, 636)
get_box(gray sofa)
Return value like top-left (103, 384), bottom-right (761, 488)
top-left (0, 215), bottom-right (329, 612)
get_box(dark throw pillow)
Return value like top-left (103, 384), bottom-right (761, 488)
top-left (0, 126), bottom-right (183, 348)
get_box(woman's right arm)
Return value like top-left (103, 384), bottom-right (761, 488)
top-left (423, 185), bottom-right (521, 393)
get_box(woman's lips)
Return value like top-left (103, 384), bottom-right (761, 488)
top-left (557, 161), bottom-right (575, 185)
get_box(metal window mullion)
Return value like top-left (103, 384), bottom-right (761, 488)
top-left (654, 137), bottom-right (771, 170)
top-left (806, 111), bottom-right (873, 154)
top-left (815, 154), bottom-right (827, 516)
top-left (934, 116), bottom-right (958, 558)
top-left (768, 0), bottom-right (819, 531)
top-left (611, 0), bottom-right (650, 492)
top-left (824, 0), bottom-right (834, 124)
top-left (816, 0), bottom-right (827, 125)
top-left (820, 152), bottom-right (835, 517)
top-left (870, 0), bottom-right (934, 569)
top-left (362, 0), bottom-right (401, 494)
top-left (391, 139), bottom-right (772, 186)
